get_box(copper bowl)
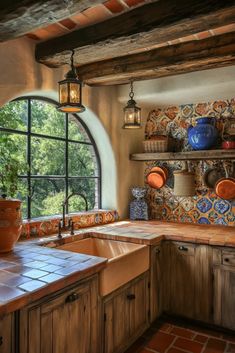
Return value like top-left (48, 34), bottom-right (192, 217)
top-left (215, 177), bottom-right (235, 200)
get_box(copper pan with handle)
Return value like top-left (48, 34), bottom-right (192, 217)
top-left (215, 163), bottom-right (235, 200)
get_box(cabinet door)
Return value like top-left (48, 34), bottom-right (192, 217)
top-left (194, 245), bottom-right (213, 322)
top-left (0, 313), bottom-right (15, 353)
top-left (150, 243), bottom-right (167, 322)
top-left (103, 288), bottom-right (130, 353)
top-left (129, 274), bottom-right (149, 338)
top-left (214, 266), bottom-right (235, 330)
top-left (103, 272), bottom-right (149, 353)
top-left (20, 277), bottom-right (99, 353)
top-left (170, 242), bottom-right (196, 318)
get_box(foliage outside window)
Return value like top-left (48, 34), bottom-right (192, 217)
top-left (0, 97), bottom-right (101, 219)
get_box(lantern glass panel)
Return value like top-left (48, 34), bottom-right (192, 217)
top-left (59, 83), bottom-right (68, 104)
top-left (69, 82), bottom-right (80, 103)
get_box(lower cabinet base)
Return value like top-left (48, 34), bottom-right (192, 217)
top-left (102, 271), bottom-right (150, 353)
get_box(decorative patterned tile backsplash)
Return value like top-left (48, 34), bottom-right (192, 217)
top-left (145, 98), bottom-right (235, 227)
top-left (20, 210), bottom-right (119, 239)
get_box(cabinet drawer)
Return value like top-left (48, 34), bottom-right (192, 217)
top-left (222, 251), bottom-right (235, 267)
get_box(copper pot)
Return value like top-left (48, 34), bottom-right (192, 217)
top-left (215, 165), bottom-right (235, 200)
top-left (146, 166), bottom-right (168, 189)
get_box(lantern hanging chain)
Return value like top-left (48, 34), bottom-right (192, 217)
top-left (129, 81), bottom-right (134, 100)
top-left (70, 49), bottom-right (75, 70)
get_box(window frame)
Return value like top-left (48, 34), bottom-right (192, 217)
top-left (0, 96), bottom-right (102, 219)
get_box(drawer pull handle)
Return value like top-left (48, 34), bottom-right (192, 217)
top-left (0, 336), bottom-right (3, 346)
top-left (127, 294), bottom-right (136, 300)
top-left (66, 293), bottom-right (79, 303)
top-left (224, 258), bottom-right (229, 262)
top-left (178, 246), bottom-right (188, 251)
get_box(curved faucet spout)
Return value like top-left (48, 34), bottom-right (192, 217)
top-left (62, 192), bottom-right (88, 228)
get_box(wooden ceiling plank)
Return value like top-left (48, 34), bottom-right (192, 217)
top-left (77, 32), bottom-right (235, 85)
top-left (0, 0), bottom-right (105, 41)
top-left (35, 0), bottom-right (235, 67)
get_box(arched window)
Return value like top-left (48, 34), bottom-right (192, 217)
top-left (0, 97), bottom-right (101, 219)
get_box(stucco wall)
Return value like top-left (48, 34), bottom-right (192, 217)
top-left (0, 37), bottom-right (144, 219)
top-left (1, 37), bottom-right (235, 220)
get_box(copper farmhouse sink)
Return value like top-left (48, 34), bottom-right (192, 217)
top-left (58, 238), bottom-right (149, 296)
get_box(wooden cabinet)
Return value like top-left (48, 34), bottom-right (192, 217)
top-left (19, 275), bottom-right (100, 353)
top-left (213, 248), bottom-right (235, 330)
top-left (153, 241), bottom-right (213, 322)
top-left (0, 313), bottom-right (15, 353)
top-left (103, 272), bottom-right (149, 353)
top-left (149, 243), bottom-right (166, 322)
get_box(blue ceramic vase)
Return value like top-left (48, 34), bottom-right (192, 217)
top-left (188, 117), bottom-right (218, 150)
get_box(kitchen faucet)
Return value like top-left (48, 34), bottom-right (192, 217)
top-left (58, 192), bottom-right (88, 238)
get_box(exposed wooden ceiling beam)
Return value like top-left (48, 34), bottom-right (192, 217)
top-left (77, 32), bottom-right (235, 85)
top-left (36, 0), bottom-right (235, 67)
top-left (0, 0), bottom-right (105, 41)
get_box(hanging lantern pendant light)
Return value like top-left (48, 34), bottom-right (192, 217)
top-left (123, 80), bottom-right (141, 129)
top-left (58, 49), bottom-right (85, 113)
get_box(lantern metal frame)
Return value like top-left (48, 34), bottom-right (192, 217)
top-left (58, 49), bottom-right (85, 113)
top-left (122, 80), bottom-right (141, 129)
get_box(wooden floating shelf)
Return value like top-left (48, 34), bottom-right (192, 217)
top-left (130, 149), bottom-right (235, 161)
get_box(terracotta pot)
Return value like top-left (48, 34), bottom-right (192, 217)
top-left (0, 198), bottom-right (22, 253)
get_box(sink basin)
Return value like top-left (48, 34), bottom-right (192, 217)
top-left (58, 238), bottom-right (149, 296)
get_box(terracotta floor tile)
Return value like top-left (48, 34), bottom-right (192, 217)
top-left (194, 334), bottom-right (208, 343)
top-left (204, 338), bottom-right (227, 353)
top-left (168, 348), bottom-right (187, 353)
top-left (147, 331), bottom-right (175, 352)
top-left (170, 326), bottom-right (194, 339)
top-left (158, 322), bottom-right (172, 333)
top-left (174, 337), bottom-right (203, 353)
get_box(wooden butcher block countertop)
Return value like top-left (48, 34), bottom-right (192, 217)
top-left (0, 220), bottom-right (234, 315)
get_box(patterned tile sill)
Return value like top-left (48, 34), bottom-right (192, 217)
top-left (21, 209), bottom-right (119, 239)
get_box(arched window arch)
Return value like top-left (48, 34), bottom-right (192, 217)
top-left (0, 96), bottom-right (101, 219)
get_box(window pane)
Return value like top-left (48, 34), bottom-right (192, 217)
top-left (0, 100), bottom-right (28, 131)
top-left (68, 178), bottom-right (99, 212)
top-left (17, 178), bottom-right (28, 219)
top-left (0, 133), bottom-right (28, 174)
top-left (31, 137), bottom-right (65, 176)
top-left (68, 143), bottom-right (98, 177)
top-left (31, 100), bottom-right (65, 138)
top-left (68, 115), bottom-right (90, 142)
top-left (31, 179), bottom-right (65, 218)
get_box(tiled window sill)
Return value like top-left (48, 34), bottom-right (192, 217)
top-left (21, 209), bottom-right (119, 239)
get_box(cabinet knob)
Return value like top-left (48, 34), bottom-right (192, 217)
top-left (66, 292), bottom-right (79, 303)
top-left (178, 246), bottom-right (188, 251)
top-left (0, 336), bottom-right (3, 346)
top-left (155, 248), bottom-right (160, 254)
top-left (127, 294), bottom-right (135, 300)
top-left (224, 258), bottom-right (229, 262)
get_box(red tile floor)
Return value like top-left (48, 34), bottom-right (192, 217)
top-left (125, 319), bottom-right (235, 353)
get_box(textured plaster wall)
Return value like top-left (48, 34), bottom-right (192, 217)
top-left (1, 37), bottom-right (235, 220)
top-left (0, 37), bottom-right (144, 219)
